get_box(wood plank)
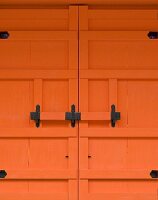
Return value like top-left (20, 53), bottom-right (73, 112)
top-left (0, 193), bottom-right (67, 200)
top-left (33, 79), bottom-right (43, 127)
top-left (80, 170), bottom-right (152, 179)
top-left (80, 31), bottom-right (152, 40)
top-left (0, 70), bottom-right (77, 79)
top-left (68, 180), bottom-right (78, 200)
top-left (8, 31), bottom-right (77, 40)
top-left (109, 79), bottom-right (117, 108)
top-left (87, 193), bottom-right (156, 200)
top-left (80, 128), bottom-right (158, 138)
top-left (81, 112), bottom-right (110, 121)
top-left (68, 138), bottom-right (78, 169)
top-left (5, 169), bottom-right (77, 180)
top-left (88, 9), bottom-right (158, 19)
top-left (0, 9), bottom-right (68, 19)
top-left (80, 70), bottom-right (158, 79)
top-left (41, 112), bottom-right (65, 120)
top-left (0, 128), bottom-right (77, 138)
top-left (79, 180), bottom-right (88, 200)
top-left (79, 138), bottom-right (89, 170)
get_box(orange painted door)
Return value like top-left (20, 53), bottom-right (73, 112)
top-left (0, 6), bottom-right (78, 200)
top-left (79, 6), bottom-right (158, 200)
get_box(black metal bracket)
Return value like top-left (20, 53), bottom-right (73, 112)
top-left (0, 170), bottom-right (7, 178)
top-left (150, 170), bottom-right (158, 178)
top-left (30, 105), bottom-right (40, 128)
top-left (0, 31), bottom-right (9, 39)
top-left (65, 104), bottom-right (81, 127)
top-left (111, 104), bottom-right (121, 127)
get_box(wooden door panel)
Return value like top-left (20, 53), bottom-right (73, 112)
top-left (0, 6), bottom-right (78, 200)
top-left (79, 6), bottom-right (158, 200)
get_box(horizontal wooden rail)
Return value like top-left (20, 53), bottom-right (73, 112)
top-left (4, 169), bottom-right (77, 180)
top-left (0, 193), bottom-right (67, 200)
top-left (80, 128), bottom-right (158, 138)
top-left (86, 193), bottom-right (155, 200)
top-left (0, 70), bottom-right (157, 80)
top-left (80, 70), bottom-right (158, 79)
top-left (0, 128), bottom-right (77, 138)
top-left (0, 9), bottom-right (69, 19)
top-left (88, 9), bottom-right (158, 19)
top-left (81, 112), bottom-right (110, 121)
top-left (41, 112), bottom-right (65, 121)
top-left (80, 31), bottom-right (152, 40)
top-left (80, 170), bottom-right (153, 180)
top-left (7, 31), bottom-right (77, 40)
top-left (0, 70), bottom-right (77, 79)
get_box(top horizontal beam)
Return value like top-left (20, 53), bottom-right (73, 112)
top-left (1, 31), bottom-right (77, 40)
top-left (80, 31), bottom-right (155, 40)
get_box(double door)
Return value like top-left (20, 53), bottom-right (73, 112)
top-left (0, 5), bottom-right (158, 200)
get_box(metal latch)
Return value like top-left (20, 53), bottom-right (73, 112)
top-left (30, 105), bottom-right (40, 128)
top-left (111, 104), bottom-right (121, 127)
top-left (0, 170), bottom-right (7, 178)
top-left (65, 104), bottom-right (81, 128)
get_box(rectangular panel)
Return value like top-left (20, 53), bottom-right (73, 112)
top-left (0, 6), bottom-right (78, 200)
top-left (0, 9), bottom-right (69, 30)
top-left (79, 6), bottom-right (158, 200)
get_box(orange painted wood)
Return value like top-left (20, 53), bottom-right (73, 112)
top-left (0, 70), bottom-right (77, 79)
top-left (86, 194), bottom-right (156, 200)
top-left (0, 193), bottom-right (67, 200)
top-left (80, 70), bottom-right (158, 79)
top-left (80, 31), bottom-right (155, 40)
top-left (81, 112), bottom-right (110, 121)
top-left (5, 169), bottom-right (77, 179)
top-left (7, 31), bottom-right (77, 40)
top-left (1, 69), bottom-right (156, 80)
top-left (0, 6), bottom-right (78, 200)
top-left (1, 5), bottom-right (158, 200)
top-left (0, 0), bottom-right (157, 6)
top-left (80, 170), bottom-right (153, 179)
top-left (88, 9), bottom-right (158, 19)
top-left (68, 180), bottom-right (78, 200)
top-left (79, 6), bottom-right (158, 200)
top-left (41, 112), bottom-right (65, 120)
top-left (80, 128), bottom-right (158, 138)
top-left (0, 128), bottom-right (77, 138)
top-left (0, 9), bottom-right (69, 19)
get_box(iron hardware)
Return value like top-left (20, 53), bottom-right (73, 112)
top-left (148, 32), bottom-right (158, 39)
top-left (30, 105), bottom-right (40, 128)
top-left (65, 104), bottom-right (81, 127)
top-left (111, 104), bottom-right (121, 127)
top-left (0, 32), bottom-right (9, 39)
top-left (150, 170), bottom-right (158, 178)
top-left (0, 170), bottom-right (7, 178)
